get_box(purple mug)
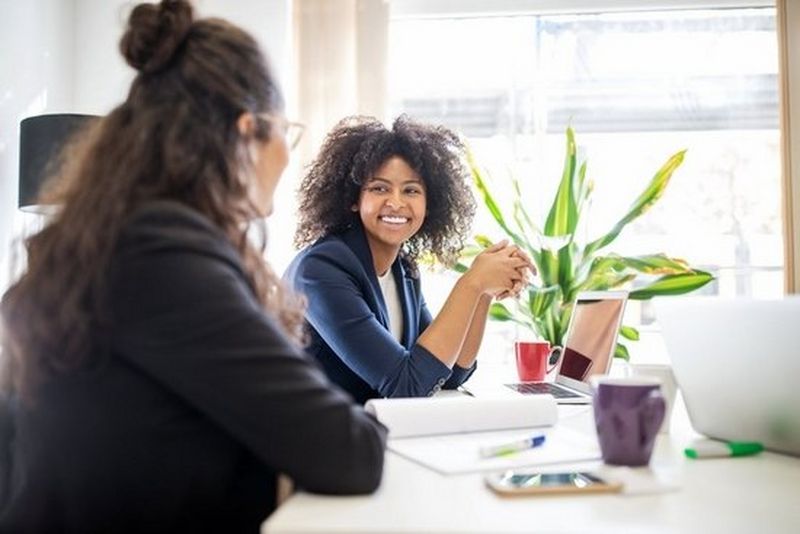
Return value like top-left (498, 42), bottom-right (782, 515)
top-left (593, 377), bottom-right (666, 466)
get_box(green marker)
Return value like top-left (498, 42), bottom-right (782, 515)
top-left (684, 439), bottom-right (763, 459)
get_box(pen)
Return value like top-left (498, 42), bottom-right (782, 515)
top-left (479, 434), bottom-right (546, 458)
top-left (684, 439), bottom-right (763, 459)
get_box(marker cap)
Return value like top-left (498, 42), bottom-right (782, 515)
top-left (684, 440), bottom-right (763, 459)
top-left (727, 442), bottom-right (764, 456)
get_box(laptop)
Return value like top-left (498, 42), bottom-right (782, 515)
top-left (465, 291), bottom-right (628, 404)
top-left (656, 297), bottom-right (800, 457)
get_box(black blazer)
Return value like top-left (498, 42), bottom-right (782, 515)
top-left (0, 201), bottom-right (386, 533)
top-left (285, 224), bottom-right (475, 405)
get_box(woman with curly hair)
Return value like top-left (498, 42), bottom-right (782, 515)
top-left (0, 1), bottom-right (385, 531)
top-left (286, 115), bottom-right (534, 404)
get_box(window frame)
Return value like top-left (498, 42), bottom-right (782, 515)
top-left (390, 0), bottom-right (774, 19)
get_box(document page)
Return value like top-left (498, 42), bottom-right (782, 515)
top-left (388, 425), bottom-right (600, 475)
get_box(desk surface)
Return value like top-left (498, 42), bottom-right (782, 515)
top-left (263, 367), bottom-right (800, 534)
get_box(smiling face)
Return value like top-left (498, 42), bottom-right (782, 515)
top-left (354, 156), bottom-right (427, 269)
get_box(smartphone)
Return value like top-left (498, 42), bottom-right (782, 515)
top-left (484, 470), bottom-right (622, 496)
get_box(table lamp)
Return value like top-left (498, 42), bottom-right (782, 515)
top-left (18, 113), bottom-right (99, 212)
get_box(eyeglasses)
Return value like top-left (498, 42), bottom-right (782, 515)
top-left (256, 112), bottom-right (305, 150)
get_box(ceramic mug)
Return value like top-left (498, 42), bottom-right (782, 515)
top-left (628, 364), bottom-right (678, 434)
top-left (514, 341), bottom-right (562, 382)
top-left (592, 377), bottom-right (665, 466)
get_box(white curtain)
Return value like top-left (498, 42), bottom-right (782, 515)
top-left (293, 0), bottom-right (390, 164)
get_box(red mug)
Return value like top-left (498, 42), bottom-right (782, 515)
top-left (515, 341), bottom-right (562, 382)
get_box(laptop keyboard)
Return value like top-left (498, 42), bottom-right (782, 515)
top-left (505, 382), bottom-right (583, 399)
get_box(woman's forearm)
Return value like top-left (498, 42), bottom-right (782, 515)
top-left (416, 274), bottom-right (483, 367)
top-left (454, 294), bottom-right (491, 368)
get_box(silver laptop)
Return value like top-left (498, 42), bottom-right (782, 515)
top-left (656, 297), bottom-right (800, 456)
top-left (466, 291), bottom-right (628, 404)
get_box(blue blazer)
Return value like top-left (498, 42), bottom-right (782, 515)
top-left (285, 224), bottom-right (475, 404)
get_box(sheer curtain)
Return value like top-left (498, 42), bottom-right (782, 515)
top-left (293, 0), bottom-right (389, 162)
top-left (264, 0), bottom-right (389, 272)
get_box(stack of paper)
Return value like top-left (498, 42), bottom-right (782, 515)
top-left (365, 396), bottom-right (600, 475)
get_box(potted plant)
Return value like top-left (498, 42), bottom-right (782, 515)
top-left (457, 127), bottom-right (714, 360)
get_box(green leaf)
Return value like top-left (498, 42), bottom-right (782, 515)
top-left (575, 161), bottom-right (590, 216)
top-left (488, 302), bottom-right (515, 321)
top-left (629, 271), bottom-right (714, 300)
top-left (544, 127), bottom-right (578, 237)
top-left (474, 235), bottom-right (494, 248)
top-left (459, 244), bottom-right (484, 258)
top-left (619, 325), bottom-right (640, 341)
top-left (511, 176), bottom-right (543, 260)
top-left (452, 262), bottom-right (468, 274)
top-left (466, 146), bottom-right (523, 243)
top-left (572, 253), bottom-right (693, 296)
top-left (614, 253), bottom-right (692, 275)
top-left (489, 302), bottom-right (534, 329)
top-left (585, 149), bottom-right (687, 256)
top-left (557, 242), bottom-right (577, 299)
top-left (553, 304), bottom-right (573, 347)
top-left (528, 285), bottom-right (560, 319)
top-left (543, 308), bottom-right (557, 345)
top-left (615, 343), bottom-right (631, 361)
top-left (538, 249), bottom-right (559, 287)
top-left (579, 269), bottom-right (636, 293)
top-left (511, 176), bottom-right (542, 235)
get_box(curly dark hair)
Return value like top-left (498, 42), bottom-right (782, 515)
top-left (295, 115), bottom-right (476, 268)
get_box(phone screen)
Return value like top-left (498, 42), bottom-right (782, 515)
top-left (499, 472), bottom-right (604, 489)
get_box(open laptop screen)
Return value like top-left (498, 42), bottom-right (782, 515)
top-left (558, 297), bottom-right (626, 384)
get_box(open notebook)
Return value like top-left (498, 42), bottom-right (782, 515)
top-left (365, 396), bottom-right (600, 475)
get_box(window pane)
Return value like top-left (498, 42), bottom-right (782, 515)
top-left (389, 7), bottom-right (782, 364)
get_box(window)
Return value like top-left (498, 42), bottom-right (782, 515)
top-left (388, 4), bottom-right (782, 363)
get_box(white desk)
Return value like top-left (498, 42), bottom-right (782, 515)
top-left (263, 367), bottom-right (800, 533)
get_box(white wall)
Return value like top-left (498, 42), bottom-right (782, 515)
top-left (198, 0), bottom-right (291, 87)
top-left (70, 0), bottom-right (292, 114)
top-left (0, 0), bottom-right (292, 290)
top-left (71, 0), bottom-right (134, 114)
top-left (0, 0), bottom-right (77, 289)
top-left (196, 0), bottom-right (297, 272)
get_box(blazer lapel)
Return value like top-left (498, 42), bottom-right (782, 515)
top-left (340, 224), bottom-right (389, 328)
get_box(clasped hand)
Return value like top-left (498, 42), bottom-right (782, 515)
top-left (466, 240), bottom-right (536, 300)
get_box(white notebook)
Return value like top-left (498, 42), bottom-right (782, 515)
top-left (365, 396), bottom-right (600, 475)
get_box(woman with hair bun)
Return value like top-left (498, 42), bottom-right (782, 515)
top-left (286, 115), bottom-right (534, 405)
top-left (0, 1), bottom-right (385, 531)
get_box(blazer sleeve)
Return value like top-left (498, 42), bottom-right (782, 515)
top-left (418, 290), bottom-right (433, 334)
top-left (417, 287), bottom-right (476, 390)
top-left (294, 250), bottom-right (454, 398)
top-left (110, 209), bottom-right (386, 495)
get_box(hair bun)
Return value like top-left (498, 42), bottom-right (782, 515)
top-left (120, 0), bottom-right (194, 74)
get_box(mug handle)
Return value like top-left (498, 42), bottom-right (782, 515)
top-left (546, 346), bottom-right (563, 373)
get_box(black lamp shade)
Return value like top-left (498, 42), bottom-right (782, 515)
top-left (18, 113), bottom-right (99, 212)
